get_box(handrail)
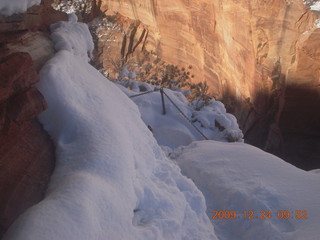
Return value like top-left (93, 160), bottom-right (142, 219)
top-left (128, 86), bottom-right (209, 140)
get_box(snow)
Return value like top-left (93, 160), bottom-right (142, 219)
top-left (303, 1), bottom-right (320, 27)
top-left (52, 0), bottom-right (92, 14)
top-left (0, 0), bottom-right (41, 16)
top-left (315, 18), bottom-right (320, 28)
top-left (50, 15), bottom-right (94, 61)
top-left (3, 18), bottom-right (216, 240)
top-left (309, 1), bottom-right (320, 11)
top-left (172, 141), bottom-right (320, 240)
top-left (3, 6), bottom-right (319, 240)
top-left (116, 80), bottom-right (243, 149)
top-left (303, 0), bottom-right (320, 12)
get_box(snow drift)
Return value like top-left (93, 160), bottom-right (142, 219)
top-left (3, 16), bottom-right (217, 240)
top-left (173, 141), bottom-right (320, 240)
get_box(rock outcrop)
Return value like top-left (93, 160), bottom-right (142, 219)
top-left (0, 52), bottom-right (54, 237)
top-left (0, 1), bottom-right (66, 236)
top-left (95, 0), bottom-right (320, 169)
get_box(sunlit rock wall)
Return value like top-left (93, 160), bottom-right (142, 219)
top-left (98, 0), bottom-right (320, 169)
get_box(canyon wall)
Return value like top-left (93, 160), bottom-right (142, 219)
top-left (0, 0), bottom-right (319, 236)
top-left (0, 1), bottom-right (66, 236)
top-left (96, 0), bottom-right (320, 169)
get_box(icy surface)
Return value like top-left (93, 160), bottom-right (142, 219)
top-left (173, 141), bottom-right (320, 240)
top-left (3, 19), bottom-right (216, 240)
top-left (0, 0), bottom-right (41, 16)
top-left (117, 80), bottom-right (243, 149)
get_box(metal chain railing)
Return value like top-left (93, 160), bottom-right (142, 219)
top-left (161, 89), bottom-right (209, 140)
top-left (129, 88), bottom-right (160, 98)
top-left (128, 87), bottom-right (209, 140)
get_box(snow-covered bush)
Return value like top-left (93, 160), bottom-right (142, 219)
top-left (191, 99), bottom-right (244, 142)
top-left (116, 62), bottom-right (214, 111)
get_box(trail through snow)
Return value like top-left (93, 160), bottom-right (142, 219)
top-left (3, 13), bottom-right (320, 240)
top-left (3, 16), bottom-right (217, 240)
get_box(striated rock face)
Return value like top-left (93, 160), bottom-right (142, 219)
top-left (0, 52), bottom-right (55, 237)
top-left (0, 53), bottom-right (39, 103)
top-left (96, 0), bottom-right (320, 169)
top-left (0, 0), bottom-right (67, 236)
top-left (0, 0), bottom-right (67, 69)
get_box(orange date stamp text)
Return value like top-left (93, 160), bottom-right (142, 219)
top-left (211, 210), bottom-right (308, 220)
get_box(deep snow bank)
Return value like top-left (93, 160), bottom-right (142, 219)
top-left (173, 141), bottom-right (320, 240)
top-left (4, 17), bottom-right (217, 240)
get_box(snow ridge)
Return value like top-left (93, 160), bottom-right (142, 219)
top-left (173, 141), bottom-right (320, 240)
top-left (3, 16), bottom-right (217, 240)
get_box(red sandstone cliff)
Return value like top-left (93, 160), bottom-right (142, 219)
top-left (0, 1), bottom-right (66, 236)
top-left (93, 0), bottom-right (320, 169)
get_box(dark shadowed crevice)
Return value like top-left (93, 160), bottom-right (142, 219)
top-left (223, 84), bottom-right (320, 171)
top-left (279, 86), bottom-right (320, 170)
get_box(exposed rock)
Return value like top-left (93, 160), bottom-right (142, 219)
top-left (0, 53), bottom-right (39, 103)
top-left (6, 32), bottom-right (55, 70)
top-left (0, 0), bottom-right (67, 34)
top-left (89, 15), bottom-right (156, 79)
top-left (95, 0), bottom-right (320, 169)
top-left (0, 0), bottom-right (67, 68)
top-left (0, 0), bottom-right (67, 236)
top-left (0, 120), bottom-right (54, 237)
top-left (0, 52), bottom-right (55, 238)
top-left (8, 87), bottom-right (47, 124)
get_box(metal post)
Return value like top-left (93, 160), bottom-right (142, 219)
top-left (160, 87), bottom-right (166, 115)
top-left (162, 89), bottom-right (209, 140)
